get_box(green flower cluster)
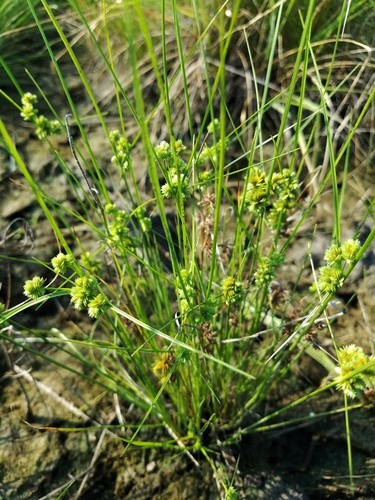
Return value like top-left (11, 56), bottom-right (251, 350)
top-left (221, 276), bottom-right (243, 305)
top-left (152, 352), bottom-right (175, 384)
top-left (51, 252), bottom-right (107, 318)
top-left (324, 239), bottom-right (361, 264)
top-left (70, 276), bottom-right (98, 309)
top-left (24, 253), bottom-right (75, 300)
top-left (87, 292), bottom-right (108, 319)
top-left (109, 130), bottom-right (131, 174)
top-left (317, 266), bottom-right (344, 293)
top-left (317, 239), bottom-right (360, 293)
top-left (175, 268), bottom-right (195, 316)
top-left (23, 276), bottom-right (46, 299)
top-left (334, 344), bottom-right (375, 398)
top-left (51, 252), bottom-right (75, 275)
top-left (105, 203), bottom-right (137, 249)
top-left (20, 92), bottom-right (38, 120)
top-left (156, 140), bottom-right (190, 199)
top-left (134, 206), bottom-right (152, 234)
top-left (243, 167), bottom-right (299, 230)
top-left (254, 252), bottom-right (284, 288)
top-left (20, 93), bottom-right (61, 139)
top-left (70, 275), bottom-right (107, 318)
top-left (23, 258), bottom-right (108, 318)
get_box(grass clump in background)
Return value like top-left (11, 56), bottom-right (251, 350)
top-left (1, 0), bottom-right (374, 496)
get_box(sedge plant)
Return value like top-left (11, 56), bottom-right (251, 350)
top-left (1, 0), bottom-right (374, 495)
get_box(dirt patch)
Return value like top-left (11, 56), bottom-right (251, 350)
top-left (2, 354), bottom-right (375, 499)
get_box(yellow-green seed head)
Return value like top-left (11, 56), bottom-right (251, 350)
top-left (24, 276), bottom-right (46, 299)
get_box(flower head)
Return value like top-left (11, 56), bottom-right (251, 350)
top-left (20, 93), bottom-right (38, 121)
top-left (34, 115), bottom-right (62, 139)
top-left (51, 252), bottom-right (75, 275)
top-left (70, 276), bottom-right (99, 310)
top-left (24, 276), bottom-right (46, 299)
top-left (315, 238), bottom-right (362, 295)
top-left (317, 265), bottom-right (344, 293)
top-left (109, 130), bottom-right (131, 173)
top-left (153, 352), bottom-right (175, 383)
top-left (155, 140), bottom-right (171, 160)
top-left (87, 293), bottom-right (108, 318)
top-left (341, 239), bottom-right (360, 263)
top-left (324, 243), bottom-right (342, 264)
top-left (221, 276), bottom-right (243, 305)
top-left (334, 345), bottom-right (375, 398)
top-left (20, 93), bottom-right (61, 137)
top-left (254, 253), bottom-right (284, 288)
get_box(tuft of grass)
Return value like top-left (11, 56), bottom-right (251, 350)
top-left (1, 0), bottom-right (374, 495)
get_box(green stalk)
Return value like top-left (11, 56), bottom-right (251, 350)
top-left (271, 0), bottom-right (316, 166)
top-left (170, 0), bottom-right (194, 137)
top-left (343, 393), bottom-right (354, 490)
top-left (207, 0), bottom-right (242, 292)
